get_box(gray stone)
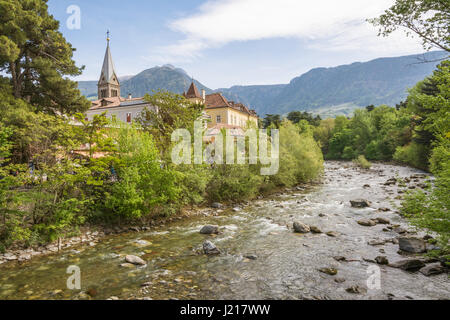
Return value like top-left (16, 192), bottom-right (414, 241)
top-left (389, 259), bottom-right (425, 271)
top-left (326, 231), bottom-right (339, 237)
top-left (375, 256), bottom-right (389, 265)
top-left (374, 217), bottom-right (390, 224)
top-left (318, 268), bottom-right (338, 275)
top-left (199, 225), bottom-right (219, 235)
top-left (398, 237), bottom-right (426, 253)
top-left (333, 256), bottom-right (346, 262)
top-left (394, 227), bottom-right (407, 234)
top-left (350, 199), bottom-right (371, 208)
top-left (357, 219), bottom-right (377, 227)
top-left (310, 226), bottom-right (322, 234)
top-left (419, 263), bottom-right (445, 276)
top-left (125, 255), bottom-right (146, 266)
top-left (203, 240), bottom-right (220, 255)
top-left (293, 222), bottom-right (310, 233)
top-left (211, 202), bottom-right (222, 209)
top-left (346, 285), bottom-right (366, 294)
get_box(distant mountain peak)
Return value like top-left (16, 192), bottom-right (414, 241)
top-left (78, 51), bottom-right (447, 117)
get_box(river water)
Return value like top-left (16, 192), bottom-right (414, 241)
top-left (0, 162), bottom-right (449, 300)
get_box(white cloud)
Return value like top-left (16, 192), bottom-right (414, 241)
top-left (154, 0), bottom-right (424, 61)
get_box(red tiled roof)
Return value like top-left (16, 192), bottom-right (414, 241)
top-left (184, 82), bottom-right (201, 99)
top-left (205, 93), bottom-right (258, 117)
top-left (205, 92), bottom-right (230, 108)
top-left (90, 96), bottom-right (146, 110)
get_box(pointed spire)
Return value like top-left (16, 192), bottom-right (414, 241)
top-left (99, 30), bottom-right (118, 85)
top-left (185, 80), bottom-right (201, 99)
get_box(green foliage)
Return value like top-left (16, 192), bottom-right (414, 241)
top-left (270, 120), bottom-right (323, 187)
top-left (102, 122), bottom-right (179, 220)
top-left (369, 0), bottom-right (449, 53)
top-left (353, 155), bottom-right (372, 169)
top-left (393, 142), bottom-right (430, 170)
top-left (287, 111), bottom-right (321, 126)
top-left (400, 161), bottom-right (450, 252)
top-left (262, 114), bottom-right (281, 129)
top-left (206, 164), bottom-right (263, 203)
top-left (136, 90), bottom-right (204, 155)
top-left (0, 0), bottom-right (90, 114)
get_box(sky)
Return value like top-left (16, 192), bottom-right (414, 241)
top-left (48, 0), bottom-right (427, 89)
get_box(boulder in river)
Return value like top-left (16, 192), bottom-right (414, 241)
top-left (318, 267), bottom-right (338, 275)
top-left (375, 256), bottom-right (389, 265)
top-left (389, 259), bottom-right (425, 271)
top-left (293, 222), bottom-right (310, 233)
top-left (419, 263), bottom-right (445, 276)
top-left (211, 202), bottom-right (223, 209)
top-left (125, 255), bottom-right (146, 266)
top-left (200, 225), bottom-right (219, 235)
top-left (346, 285), bottom-right (366, 294)
top-left (357, 219), bottom-right (377, 227)
top-left (310, 226), bottom-right (322, 234)
top-left (203, 240), bottom-right (220, 255)
top-left (398, 237), bottom-right (426, 253)
top-left (374, 217), bottom-right (390, 224)
top-left (350, 199), bottom-right (371, 208)
top-left (333, 256), bottom-right (346, 262)
top-left (326, 231), bottom-right (339, 237)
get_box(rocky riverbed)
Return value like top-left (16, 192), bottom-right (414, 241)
top-left (0, 161), bottom-right (448, 300)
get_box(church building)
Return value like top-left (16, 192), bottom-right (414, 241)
top-left (85, 34), bottom-right (155, 123)
top-left (85, 34), bottom-right (258, 131)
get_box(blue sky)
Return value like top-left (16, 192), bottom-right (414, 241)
top-left (48, 0), bottom-right (426, 89)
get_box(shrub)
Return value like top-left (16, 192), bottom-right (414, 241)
top-left (393, 142), bottom-right (430, 170)
top-left (353, 155), bottom-right (371, 169)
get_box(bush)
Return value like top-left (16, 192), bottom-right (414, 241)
top-left (353, 155), bottom-right (371, 169)
top-left (102, 124), bottom-right (179, 220)
top-left (393, 142), bottom-right (430, 170)
top-left (270, 121), bottom-right (323, 187)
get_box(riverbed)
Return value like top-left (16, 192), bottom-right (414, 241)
top-left (0, 161), bottom-right (448, 300)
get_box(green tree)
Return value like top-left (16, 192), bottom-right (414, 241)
top-left (369, 0), bottom-right (450, 53)
top-left (136, 90), bottom-right (203, 156)
top-left (262, 114), bottom-right (281, 129)
top-left (0, 0), bottom-right (90, 114)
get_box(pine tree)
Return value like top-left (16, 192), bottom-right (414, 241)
top-left (0, 0), bottom-right (90, 115)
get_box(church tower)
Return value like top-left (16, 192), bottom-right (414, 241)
top-left (98, 31), bottom-right (120, 99)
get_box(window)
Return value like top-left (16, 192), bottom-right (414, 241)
top-left (216, 115), bottom-right (221, 123)
top-left (111, 90), bottom-right (117, 97)
top-left (126, 113), bottom-right (132, 123)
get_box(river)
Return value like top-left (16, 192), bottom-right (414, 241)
top-left (0, 161), bottom-right (449, 300)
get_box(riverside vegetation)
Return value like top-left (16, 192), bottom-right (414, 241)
top-left (0, 0), bottom-right (448, 263)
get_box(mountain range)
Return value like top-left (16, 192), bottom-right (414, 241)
top-left (78, 51), bottom-right (447, 117)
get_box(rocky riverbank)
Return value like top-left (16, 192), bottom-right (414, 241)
top-left (0, 161), bottom-right (448, 300)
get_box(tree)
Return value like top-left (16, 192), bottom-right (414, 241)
top-left (287, 111), bottom-right (321, 126)
top-left (369, 0), bottom-right (450, 54)
top-left (0, 0), bottom-right (90, 115)
top-left (136, 90), bottom-right (203, 155)
top-left (263, 114), bottom-right (281, 128)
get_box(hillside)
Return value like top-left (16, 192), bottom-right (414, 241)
top-left (78, 51), bottom-right (447, 116)
top-left (220, 51), bottom-right (447, 116)
top-left (78, 64), bottom-right (211, 98)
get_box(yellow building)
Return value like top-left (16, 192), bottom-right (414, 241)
top-left (183, 81), bottom-right (259, 130)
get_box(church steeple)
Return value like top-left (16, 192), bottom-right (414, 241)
top-left (98, 31), bottom-right (120, 99)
